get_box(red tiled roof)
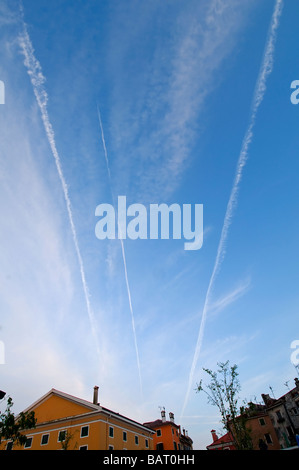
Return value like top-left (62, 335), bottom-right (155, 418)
top-left (207, 432), bottom-right (235, 449)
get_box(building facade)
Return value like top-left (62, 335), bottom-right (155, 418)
top-left (143, 409), bottom-right (193, 451)
top-left (262, 378), bottom-right (299, 449)
top-left (244, 407), bottom-right (281, 450)
top-left (2, 386), bottom-right (154, 451)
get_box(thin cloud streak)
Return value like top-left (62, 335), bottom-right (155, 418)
top-left (97, 105), bottom-right (143, 399)
top-left (208, 278), bottom-right (251, 317)
top-left (181, 0), bottom-right (284, 418)
top-left (18, 8), bottom-right (102, 365)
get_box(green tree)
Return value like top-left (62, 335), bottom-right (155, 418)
top-left (0, 396), bottom-right (36, 449)
top-left (59, 429), bottom-right (78, 450)
top-left (196, 360), bottom-right (253, 450)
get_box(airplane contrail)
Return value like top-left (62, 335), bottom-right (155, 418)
top-left (97, 105), bottom-right (143, 398)
top-left (181, 0), bottom-right (284, 418)
top-left (18, 10), bottom-right (102, 363)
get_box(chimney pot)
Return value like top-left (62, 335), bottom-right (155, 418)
top-left (93, 385), bottom-right (99, 405)
top-left (211, 430), bottom-right (218, 442)
top-left (161, 409), bottom-right (166, 422)
top-left (169, 412), bottom-right (174, 423)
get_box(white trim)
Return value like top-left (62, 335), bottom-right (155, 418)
top-left (29, 416), bottom-right (154, 439)
top-left (21, 389), bottom-right (100, 415)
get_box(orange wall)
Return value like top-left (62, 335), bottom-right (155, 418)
top-left (152, 423), bottom-right (181, 450)
top-left (1, 393), bottom-right (153, 451)
top-left (246, 415), bottom-right (281, 450)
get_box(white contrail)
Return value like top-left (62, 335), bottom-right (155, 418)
top-left (181, 0), bottom-right (284, 417)
top-left (97, 105), bottom-right (143, 398)
top-left (18, 14), bottom-right (101, 362)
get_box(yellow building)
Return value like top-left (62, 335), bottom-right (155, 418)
top-left (3, 386), bottom-right (154, 451)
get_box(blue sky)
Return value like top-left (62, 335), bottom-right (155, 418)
top-left (0, 0), bottom-right (299, 449)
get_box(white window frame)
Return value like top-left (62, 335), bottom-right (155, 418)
top-left (81, 425), bottom-right (89, 438)
top-left (24, 436), bottom-right (33, 449)
top-left (58, 430), bottom-right (67, 443)
top-left (41, 433), bottom-right (49, 446)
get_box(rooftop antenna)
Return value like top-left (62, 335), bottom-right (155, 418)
top-left (284, 381), bottom-right (290, 390)
top-left (269, 386), bottom-right (275, 398)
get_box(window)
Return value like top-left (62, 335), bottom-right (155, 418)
top-left (264, 433), bottom-right (273, 444)
top-left (135, 435), bottom-right (139, 445)
top-left (79, 445), bottom-right (88, 450)
top-left (81, 426), bottom-right (89, 438)
top-left (109, 426), bottom-right (114, 438)
top-left (276, 411), bottom-right (284, 423)
top-left (58, 430), bottom-right (66, 442)
top-left (156, 429), bottom-right (161, 437)
top-left (145, 439), bottom-right (149, 448)
top-left (24, 437), bottom-right (33, 449)
top-left (259, 418), bottom-right (266, 426)
top-left (123, 431), bottom-right (127, 442)
top-left (156, 442), bottom-right (164, 451)
top-left (108, 445), bottom-right (114, 450)
top-left (41, 434), bottom-right (49, 446)
top-left (287, 426), bottom-right (295, 439)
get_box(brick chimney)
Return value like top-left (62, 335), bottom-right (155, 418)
top-left (93, 385), bottom-right (99, 405)
top-left (211, 430), bottom-right (218, 442)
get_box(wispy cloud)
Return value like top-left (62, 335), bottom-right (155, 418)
top-left (97, 105), bottom-right (143, 398)
top-left (107, 0), bottom-right (255, 200)
top-left (181, 0), bottom-right (284, 417)
top-left (207, 278), bottom-right (251, 317)
top-left (18, 5), bottom-right (101, 364)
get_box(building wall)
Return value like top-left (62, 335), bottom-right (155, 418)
top-left (1, 390), bottom-right (153, 451)
top-left (246, 413), bottom-right (281, 450)
top-left (5, 413), bottom-right (153, 451)
top-left (153, 423), bottom-right (181, 450)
